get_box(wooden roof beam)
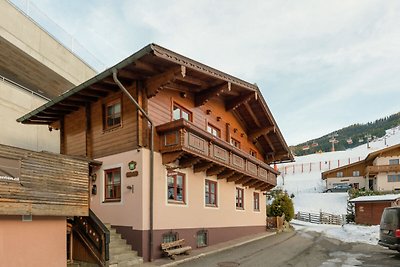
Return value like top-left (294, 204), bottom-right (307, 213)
top-left (193, 161), bottom-right (214, 173)
top-left (176, 75), bottom-right (208, 88)
top-left (244, 102), bottom-right (261, 128)
top-left (235, 176), bottom-right (252, 185)
top-left (206, 165), bottom-right (226, 176)
top-left (133, 60), bottom-right (160, 74)
top-left (90, 83), bottom-right (119, 93)
top-left (195, 82), bottom-right (231, 107)
top-left (145, 65), bottom-right (186, 97)
top-left (248, 126), bottom-right (275, 141)
top-left (226, 91), bottom-right (257, 111)
top-left (217, 170), bottom-right (235, 180)
top-left (243, 178), bottom-right (259, 187)
top-left (226, 173), bottom-right (244, 182)
top-left (179, 156), bottom-right (201, 169)
top-left (265, 135), bottom-right (276, 153)
top-left (250, 180), bottom-right (265, 189)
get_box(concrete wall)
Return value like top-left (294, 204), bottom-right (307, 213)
top-left (0, 0), bottom-right (96, 86)
top-left (0, 78), bottom-right (59, 152)
top-left (0, 215), bottom-right (66, 267)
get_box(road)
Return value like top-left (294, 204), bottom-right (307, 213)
top-left (177, 230), bottom-right (400, 267)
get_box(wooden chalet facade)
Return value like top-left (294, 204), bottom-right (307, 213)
top-left (322, 144), bottom-right (400, 191)
top-left (19, 44), bottom-right (293, 261)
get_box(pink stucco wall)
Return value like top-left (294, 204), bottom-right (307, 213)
top-left (0, 216), bottom-right (66, 267)
top-left (91, 149), bottom-right (266, 231)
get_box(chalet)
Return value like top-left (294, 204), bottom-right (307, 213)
top-left (18, 43), bottom-right (293, 261)
top-left (322, 143), bottom-right (400, 191)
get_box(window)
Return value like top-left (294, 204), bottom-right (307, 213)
top-left (162, 231), bottom-right (178, 243)
top-left (254, 192), bottom-right (260, 211)
top-left (196, 230), bottom-right (208, 247)
top-left (336, 172), bottom-right (343, 178)
top-left (205, 180), bottom-right (217, 206)
top-left (104, 168), bottom-right (121, 201)
top-left (389, 159), bottom-right (400, 165)
top-left (167, 172), bottom-right (185, 203)
top-left (207, 124), bottom-right (221, 138)
top-left (236, 187), bottom-right (244, 209)
top-left (353, 170), bottom-right (360, 177)
top-left (105, 99), bottom-right (121, 129)
top-left (250, 149), bottom-right (257, 158)
top-left (173, 103), bottom-right (191, 121)
top-left (230, 138), bottom-right (241, 149)
top-left (388, 175), bottom-right (400, 183)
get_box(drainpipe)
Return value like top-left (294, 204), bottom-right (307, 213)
top-left (112, 70), bottom-right (155, 262)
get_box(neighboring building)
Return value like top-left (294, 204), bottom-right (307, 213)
top-left (0, 1), bottom-right (97, 266)
top-left (350, 194), bottom-right (400, 225)
top-left (18, 44), bottom-right (293, 261)
top-left (322, 143), bottom-right (400, 191)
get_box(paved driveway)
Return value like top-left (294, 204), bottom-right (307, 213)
top-left (177, 230), bottom-right (400, 267)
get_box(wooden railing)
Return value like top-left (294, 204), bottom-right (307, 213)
top-left (366, 164), bottom-right (400, 175)
top-left (72, 209), bottom-right (110, 266)
top-left (156, 119), bottom-right (277, 186)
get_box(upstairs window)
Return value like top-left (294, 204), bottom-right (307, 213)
top-left (353, 170), bottom-right (360, 177)
top-left (207, 124), bottom-right (221, 138)
top-left (254, 192), bottom-right (260, 211)
top-left (167, 171), bottom-right (185, 203)
top-left (336, 172), bottom-right (343, 178)
top-left (230, 138), bottom-right (241, 149)
top-left (389, 159), bottom-right (400, 165)
top-left (205, 180), bottom-right (217, 206)
top-left (104, 168), bottom-right (121, 201)
top-left (173, 103), bottom-right (192, 121)
top-left (250, 149), bottom-right (258, 158)
top-left (105, 99), bottom-right (121, 129)
top-left (236, 187), bottom-right (244, 209)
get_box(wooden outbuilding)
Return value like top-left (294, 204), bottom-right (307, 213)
top-left (350, 194), bottom-right (400, 225)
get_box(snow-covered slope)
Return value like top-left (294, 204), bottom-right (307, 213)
top-left (277, 125), bottom-right (400, 215)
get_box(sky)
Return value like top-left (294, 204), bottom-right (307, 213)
top-left (12, 0), bottom-right (400, 146)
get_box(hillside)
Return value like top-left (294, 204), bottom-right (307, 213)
top-left (291, 112), bottom-right (400, 156)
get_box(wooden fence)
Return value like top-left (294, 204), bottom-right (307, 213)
top-left (295, 211), bottom-right (345, 225)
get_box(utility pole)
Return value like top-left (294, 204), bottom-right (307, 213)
top-left (328, 132), bottom-right (339, 152)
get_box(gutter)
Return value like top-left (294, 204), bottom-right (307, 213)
top-left (112, 70), bottom-right (155, 262)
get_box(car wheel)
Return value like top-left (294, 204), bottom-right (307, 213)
top-left (327, 189), bottom-right (332, 193)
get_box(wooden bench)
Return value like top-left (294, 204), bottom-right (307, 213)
top-left (161, 239), bottom-right (192, 259)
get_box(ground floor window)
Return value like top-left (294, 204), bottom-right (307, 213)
top-left (167, 171), bottom-right (185, 203)
top-left (197, 230), bottom-right (208, 247)
top-left (162, 231), bottom-right (178, 243)
top-left (104, 168), bottom-right (121, 201)
top-left (254, 192), bottom-right (260, 211)
top-left (205, 179), bottom-right (217, 206)
top-left (236, 187), bottom-right (244, 209)
top-left (388, 174), bottom-right (400, 182)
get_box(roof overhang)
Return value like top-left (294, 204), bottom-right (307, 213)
top-left (17, 43), bottom-right (293, 162)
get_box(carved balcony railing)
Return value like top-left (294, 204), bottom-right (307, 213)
top-left (366, 164), bottom-right (400, 175)
top-left (156, 119), bottom-right (278, 191)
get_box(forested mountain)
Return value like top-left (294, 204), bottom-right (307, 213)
top-left (291, 112), bottom-right (400, 156)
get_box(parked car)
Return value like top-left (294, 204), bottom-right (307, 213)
top-left (324, 184), bottom-right (352, 193)
top-left (378, 207), bottom-right (400, 252)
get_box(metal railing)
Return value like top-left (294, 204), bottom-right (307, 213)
top-left (8, 0), bottom-right (105, 72)
top-left (0, 74), bottom-right (49, 100)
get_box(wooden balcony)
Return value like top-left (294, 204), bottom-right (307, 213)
top-left (366, 164), bottom-right (400, 175)
top-left (156, 119), bottom-right (278, 191)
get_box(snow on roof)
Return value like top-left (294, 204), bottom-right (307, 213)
top-left (350, 194), bottom-right (400, 203)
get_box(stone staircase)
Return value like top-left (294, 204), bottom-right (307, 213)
top-left (106, 223), bottom-right (143, 267)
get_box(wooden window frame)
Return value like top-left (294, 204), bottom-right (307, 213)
top-left (207, 123), bottom-right (221, 138)
top-left (205, 179), bottom-right (218, 207)
top-left (172, 102), bottom-right (192, 122)
top-left (253, 192), bottom-right (260, 211)
top-left (104, 168), bottom-right (121, 202)
top-left (104, 97), bottom-right (122, 130)
top-left (230, 137), bottom-right (241, 149)
top-left (167, 171), bottom-right (186, 204)
top-left (236, 187), bottom-right (244, 209)
top-left (249, 149), bottom-right (258, 158)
